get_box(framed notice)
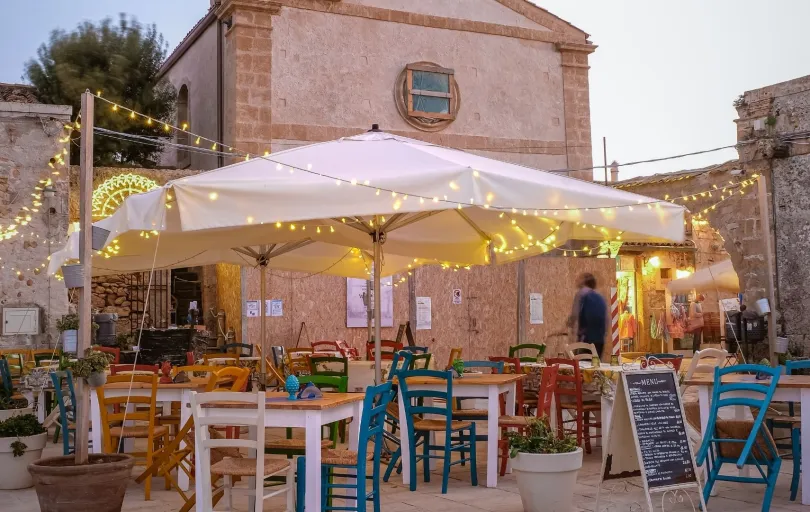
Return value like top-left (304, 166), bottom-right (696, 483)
top-left (416, 297), bottom-right (431, 330)
top-left (529, 293), bottom-right (543, 324)
top-left (346, 277), bottom-right (393, 328)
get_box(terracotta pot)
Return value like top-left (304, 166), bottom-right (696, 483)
top-left (0, 432), bottom-right (47, 489)
top-left (28, 454), bottom-right (134, 512)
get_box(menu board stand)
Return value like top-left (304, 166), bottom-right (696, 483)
top-left (596, 369), bottom-right (706, 511)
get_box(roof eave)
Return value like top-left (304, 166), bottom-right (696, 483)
top-left (158, 8), bottom-right (219, 79)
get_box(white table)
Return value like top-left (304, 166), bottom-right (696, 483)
top-left (397, 373), bottom-right (523, 488)
top-left (685, 373), bottom-right (810, 505)
top-left (195, 391), bottom-right (364, 512)
top-left (90, 380), bottom-right (210, 491)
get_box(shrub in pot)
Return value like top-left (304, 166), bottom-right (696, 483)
top-left (0, 388), bottom-right (31, 421)
top-left (506, 418), bottom-right (582, 512)
top-left (56, 314), bottom-right (99, 353)
top-left (0, 413), bottom-right (47, 489)
top-left (68, 349), bottom-right (112, 387)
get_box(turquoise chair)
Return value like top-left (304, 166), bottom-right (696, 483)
top-left (453, 360), bottom-right (504, 421)
top-left (0, 359), bottom-right (12, 396)
top-left (409, 353), bottom-right (431, 370)
top-left (398, 369), bottom-right (478, 493)
top-left (766, 360), bottom-right (810, 501)
top-left (50, 370), bottom-right (78, 455)
top-left (696, 364), bottom-right (782, 512)
top-left (383, 351), bottom-right (426, 481)
top-left (296, 381), bottom-right (395, 512)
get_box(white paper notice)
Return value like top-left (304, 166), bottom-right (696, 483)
top-left (452, 289), bottom-right (462, 305)
top-left (529, 293), bottom-right (544, 324)
top-left (416, 297), bottom-right (432, 330)
top-left (246, 300), bottom-right (260, 318)
top-left (266, 299), bottom-right (283, 317)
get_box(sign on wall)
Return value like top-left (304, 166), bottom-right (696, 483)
top-left (346, 277), bottom-right (393, 328)
top-left (529, 293), bottom-right (544, 324)
top-left (266, 299), bottom-right (283, 317)
top-left (416, 297), bottom-right (431, 330)
top-left (452, 289), bottom-right (462, 305)
top-left (246, 300), bottom-right (260, 318)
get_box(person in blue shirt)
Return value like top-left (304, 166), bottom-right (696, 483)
top-left (567, 273), bottom-right (608, 358)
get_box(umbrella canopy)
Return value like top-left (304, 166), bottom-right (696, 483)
top-left (667, 259), bottom-right (739, 293)
top-left (50, 129), bottom-right (687, 381)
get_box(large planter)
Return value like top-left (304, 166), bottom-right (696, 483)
top-left (61, 330), bottom-right (78, 353)
top-left (511, 448), bottom-right (583, 512)
top-left (0, 432), bottom-right (47, 489)
top-left (29, 454), bottom-right (135, 512)
top-left (0, 407), bottom-right (33, 422)
top-left (87, 371), bottom-right (107, 388)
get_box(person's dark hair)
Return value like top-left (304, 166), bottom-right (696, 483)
top-left (582, 273), bottom-right (597, 289)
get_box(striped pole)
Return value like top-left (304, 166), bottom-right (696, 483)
top-left (611, 287), bottom-right (620, 355)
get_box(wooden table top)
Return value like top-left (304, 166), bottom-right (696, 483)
top-left (685, 373), bottom-right (810, 389)
top-left (399, 373), bottom-right (524, 386)
top-left (202, 392), bottom-right (363, 410)
top-left (101, 378), bottom-right (212, 390)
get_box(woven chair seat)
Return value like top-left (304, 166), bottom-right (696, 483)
top-left (452, 409), bottom-right (488, 418)
top-left (560, 402), bottom-right (601, 412)
top-left (413, 419), bottom-right (472, 431)
top-left (321, 448), bottom-right (372, 465)
top-left (766, 410), bottom-right (802, 425)
top-left (715, 419), bottom-right (778, 460)
top-left (110, 425), bottom-right (168, 438)
top-left (386, 402), bottom-right (400, 420)
top-left (265, 437), bottom-right (332, 450)
top-left (498, 415), bottom-right (530, 426)
top-left (211, 456), bottom-right (290, 477)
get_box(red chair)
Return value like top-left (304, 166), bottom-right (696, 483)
top-left (546, 357), bottom-right (601, 454)
top-left (92, 346), bottom-right (121, 364)
top-left (488, 356), bottom-right (525, 414)
top-left (311, 340), bottom-right (340, 353)
top-left (497, 364), bottom-right (559, 476)
top-left (366, 340), bottom-right (403, 361)
top-left (110, 364), bottom-right (159, 375)
top-left (185, 351), bottom-right (195, 366)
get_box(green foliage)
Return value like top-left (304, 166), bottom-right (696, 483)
top-left (114, 332), bottom-right (134, 351)
top-left (24, 14), bottom-right (176, 167)
top-left (56, 313), bottom-right (79, 332)
top-left (0, 390), bottom-right (28, 411)
top-left (506, 418), bottom-right (578, 457)
top-left (0, 414), bottom-right (45, 457)
top-left (68, 348), bottom-right (112, 378)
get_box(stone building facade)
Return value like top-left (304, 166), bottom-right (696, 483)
top-left (735, 74), bottom-right (810, 350)
top-left (0, 84), bottom-right (72, 348)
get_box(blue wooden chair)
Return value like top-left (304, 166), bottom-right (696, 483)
top-left (0, 358), bottom-right (13, 396)
top-left (50, 370), bottom-right (78, 455)
top-left (696, 364), bottom-right (782, 512)
top-left (383, 351), bottom-right (425, 481)
top-left (296, 382), bottom-right (395, 511)
top-left (398, 369), bottom-right (478, 493)
top-left (452, 360), bottom-right (505, 422)
top-left (765, 360), bottom-right (810, 501)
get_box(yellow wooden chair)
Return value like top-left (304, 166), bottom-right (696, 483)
top-left (157, 366), bottom-right (221, 437)
top-left (96, 373), bottom-right (169, 500)
top-left (213, 366), bottom-right (250, 392)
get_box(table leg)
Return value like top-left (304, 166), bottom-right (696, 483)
top-left (177, 389), bottom-right (192, 491)
top-left (90, 390), bottom-right (102, 454)
top-left (194, 423), bottom-right (206, 512)
top-left (600, 396), bottom-right (612, 448)
top-left (801, 388), bottom-right (810, 505)
top-left (486, 386), bottom-right (499, 488)
top-left (504, 384), bottom-right (516, 474)
top-left (305, 411), bottom-right (324, 512)
top-left (399, 387), bottom-right (411, 486)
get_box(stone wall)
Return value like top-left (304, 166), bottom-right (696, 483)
top-left (0, 101), bottom-right (72, 349)
top-left (736, 74), bottom-right (810, 349)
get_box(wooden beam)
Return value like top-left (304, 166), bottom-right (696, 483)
top-left (757, 174), bottom-right (778, 366)
top-left (75, 91), bottom-right (94, 465)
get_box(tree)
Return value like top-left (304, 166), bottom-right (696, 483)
top-left (25, 14), bottom-right (176, 167)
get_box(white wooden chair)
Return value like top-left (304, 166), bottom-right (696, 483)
top-left (191, 390), bottom-right (294, 512)
top-left (564, 342), bottom-right (599, 362)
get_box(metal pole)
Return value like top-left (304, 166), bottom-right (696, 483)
top-left (366, 280), bottom-right (373, 344)
top-left (603, 136), bottom-right (608, 185)
top-left (757, 175), bottom-right (778, 366)
top-left (260, 263), bottom-right (267, 381)
top-left (373, 221), bottom-right (382, 384)
top-left (75, 90), bottom-right (94, 465)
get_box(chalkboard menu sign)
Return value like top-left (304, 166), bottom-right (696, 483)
top-left (624, 371), bottom-right (696, 489)
top-left (136, 328), bottom-right (194, 366)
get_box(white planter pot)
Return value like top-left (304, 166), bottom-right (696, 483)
top-left (0, 432), bottom-right (47, 489)
top-left (61, 329), bottom-right (78, 353)
top-left (87, 371), bottom-right (107, 388)
top-left (511, 448), bottom-right (583, 512)
top-left (0, 407), bottom-right (33, 422)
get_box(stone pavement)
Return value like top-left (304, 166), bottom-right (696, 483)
top-left (3, 429), bottom-right (806, 512)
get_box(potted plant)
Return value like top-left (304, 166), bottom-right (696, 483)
top-left (0, 413), bottom-right (47, 489)
top-left (506, 418), bottom-right (582, 512)
top-left (0, 390), bottom-right (31, 422)
top-left (68, 349), bottom-right (112, 387)
top-left (56, 314), bottom-right (79, 353)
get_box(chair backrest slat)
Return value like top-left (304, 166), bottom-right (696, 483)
top-left (508, 343), bottom-right (545, 363)
top-left (399, 369), bottom-right (453, 422)
top-left (565, 342), bottom-right (599, 362)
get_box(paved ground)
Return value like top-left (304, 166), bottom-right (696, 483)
top-left (2, 426), bottom-right (805, 512)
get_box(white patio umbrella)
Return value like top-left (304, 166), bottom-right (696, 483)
top-left (667, 259), bottom-right (739, 294)
top-left (50, 128), bottom-right (687, 382)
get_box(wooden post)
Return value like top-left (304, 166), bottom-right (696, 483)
top-left (757, 174), bottom-right (778, 366)
top-left (75, 91), bottom-right (94, 464)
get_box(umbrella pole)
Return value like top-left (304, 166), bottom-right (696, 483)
top-left (373, 225), bottom-right (382, 384)
top-left (260, 261), bottom-right (267, 385)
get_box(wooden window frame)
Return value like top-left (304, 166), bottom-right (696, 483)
top-left (406, 64), bottom-right (456, 121)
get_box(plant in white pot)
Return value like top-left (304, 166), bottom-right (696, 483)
top-left (68, 349), bottom-right (112, 387)
top-left (56, 314), bottom-right (79, 353)
top-left (506, 418), bottom-right (582, 512)
top-left (0, 413), bottom-right (47, 489)
top-left (0, 389), bottom-right (31, 422)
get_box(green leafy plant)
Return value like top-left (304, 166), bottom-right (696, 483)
top-left (56, 313), bottom-right (79, 332)
top-left (114, 332), bottom-right (134, 351)
top-left (68, 349), bottom-right (112, 378)
top-left (506, 418), bottom-right (578, 457)
top-left (0, 414), bottom-right (45, 457)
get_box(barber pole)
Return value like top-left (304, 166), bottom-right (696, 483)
top-left (610, 287), bottom-right (620, 355)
